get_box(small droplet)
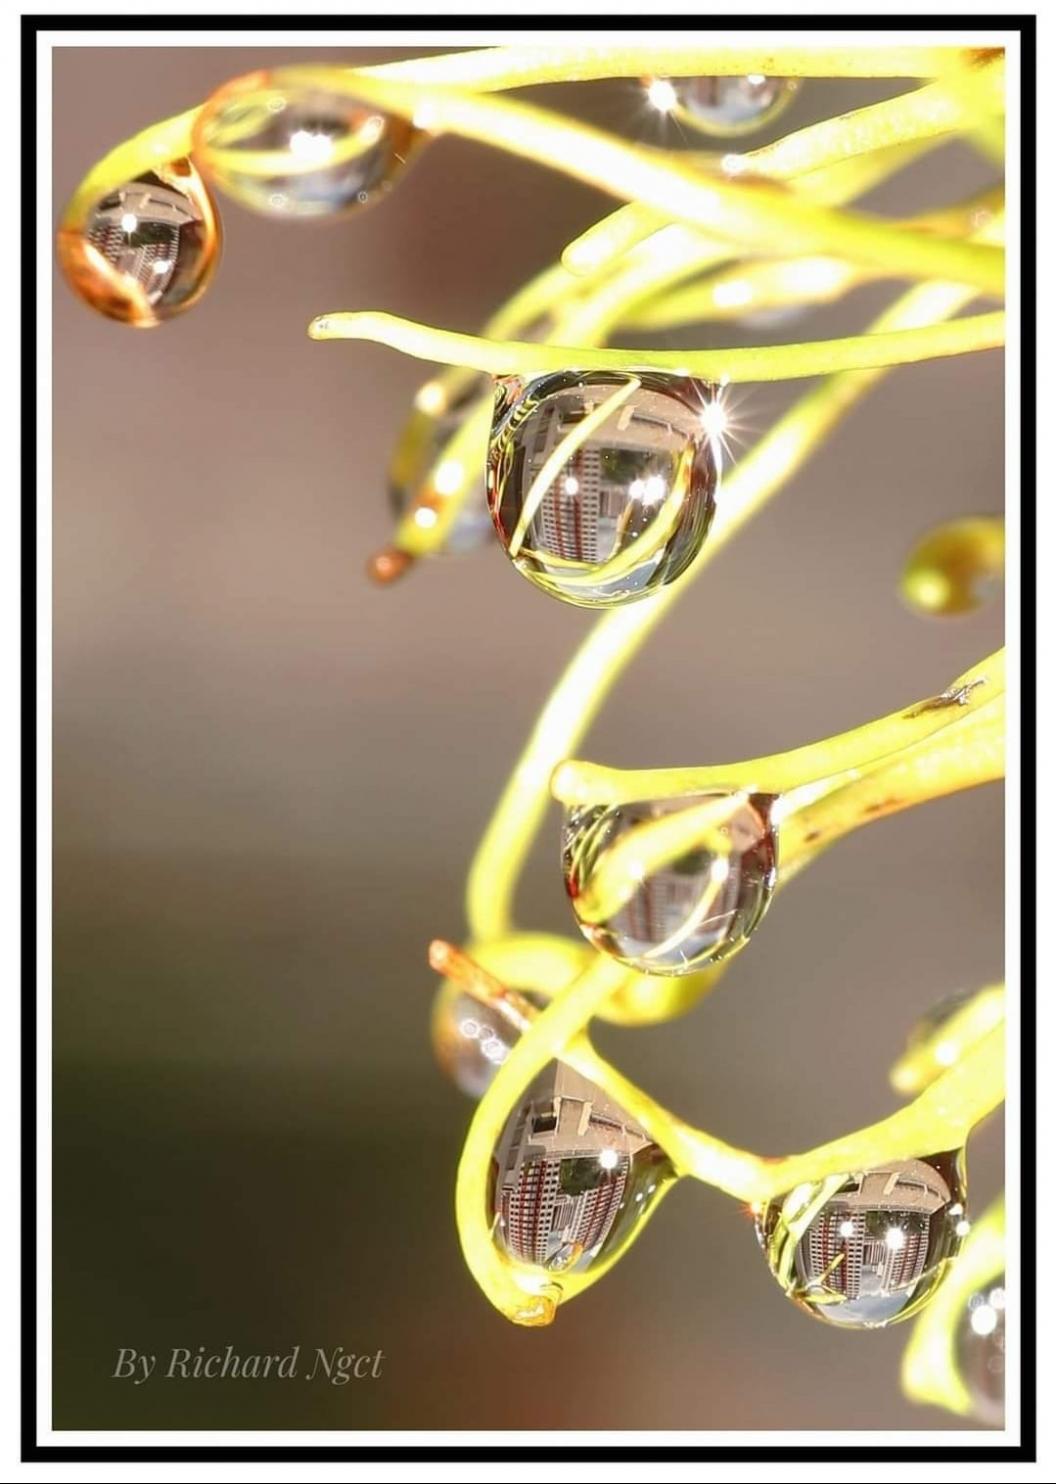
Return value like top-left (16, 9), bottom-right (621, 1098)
top-left (388, 373), bottom-right (493, 557)
top-left (902, 517), bottom-right (1004, 617)
top-left (649, 75), bottom-right (799, 137)
top-left (756, 1151), bottom-right (968, 1328)
top-left (57, 158), bottom-right (220, 326)
top-left (956, 1275), bottom-right (1005, 1426)
top-left (562, 793), bottom-right (776, 974)
top-left (488, 371), bottom-right (720, 607)
top-left (431, 982), bottom-right (540, 1099)
top-left (490, 1062), bottom-right (675, 1295)
top-left (192, 68), bottom-right (425, 218)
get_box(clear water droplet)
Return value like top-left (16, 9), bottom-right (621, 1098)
top-left (489, 1062), bottom-right (675, 1288)
top-left (192, 69), bottom-right (425, 218)
top-left (663, 75), bottom-right (800, 137)
top-left (562, 792), bottom-right (776, 973)
top-left (431, 983), bottom-right (541, 1099)
top-left (488, 371), bottom-right (720, 607)
top-left (756, 1151), bottom-right (968, 1328)
top-left (956, 1274), bottom-right (1005, 1426)
top-left (57, 158), bottom-right (220, 326)
top-left (388, 375), bottom-right (493, 556)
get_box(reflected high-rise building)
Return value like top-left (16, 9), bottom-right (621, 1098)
top-left (758, 1152), bottom-right (968, 1329)
top-left (488, 371), bottom-right (719, 607)
top-left (86, 178), bottom-right (203, 302)
top-left (797, 1160), bottom-right (947, 1300)
top-left (491, 1063), bottom-right (672, 1276)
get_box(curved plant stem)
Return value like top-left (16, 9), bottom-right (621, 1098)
top-left (462, 277), bottom-right (979, 943)
top-left (324, 75), bottom-right (1005, 295)
top-left (901, 1196), bottom-right (1005, 1415)
top-left (747, 55), bottom-right (1004, 180)
top-left (309, 308), bottom-right (1005, 381)
top-left (369, 45), bottom-right (988, 90)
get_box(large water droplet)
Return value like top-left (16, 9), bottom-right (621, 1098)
top-left (490, 1062), bottom-right (675, 1290)
top-left (756, 1151), bottom-right (968, 1328)
top-left (192, 68), bottom-right (425, 218)
top-left (57, 158), bottom-right (220, 326)
top-left (388, 375), bottom-right (492, 556)
top-left (956, 1274), bottom-right (1005, 1426)
top-left (562, 793), bottom-right (776, 974)
top-left (487, 371), bottom-right (720, 607)
top-left (653, 75), bottom-right (800, 136)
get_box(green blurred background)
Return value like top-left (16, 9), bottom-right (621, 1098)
top-left (53, 45), bottom-right (1004, 1431)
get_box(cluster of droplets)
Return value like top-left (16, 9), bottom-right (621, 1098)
top-left (432, 959), bottom-right (979, 1334)
top-left (561, 791), bottom-right (777, 972)
top-left (57, 67), bottom-right (428, 326)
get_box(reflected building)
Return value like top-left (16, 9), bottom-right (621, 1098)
top-left (86, 178), bottom-right (203, 302)
top-left (563, 792), bottom-right (777, 973)
top-left (488, 371), bottom-right (719, 607)
top-left (758, 1151), bottom-right (968, 1328)
top-left (491, 1062), bottom-right (672, 1276)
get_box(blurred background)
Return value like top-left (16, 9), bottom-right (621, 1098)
top-left (52, 45), bottom-right (1004, 1432)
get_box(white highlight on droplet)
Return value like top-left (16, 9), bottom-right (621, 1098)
top-left (971, 1303), bottom-right (998, 1337)
top-left (885, 1226), bottom-right (906, 1250)
top-left (646, 78), bottom-right (678, 113)
top-left (414, 507), bottom-right (439, 529)
top-left (289, 129), bottom-right (335, 163)
top-left (598, 1148), bottom-right (619, 1170)
top-left (120, 212), bottom-right (138, 234)
top-left (713, 279), bottom-right (753, 310)
top-left (433, 459), bottom-right (463, 496)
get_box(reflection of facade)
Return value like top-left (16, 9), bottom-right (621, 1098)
top-left (797, 1160), bottom-right (951, 1301)
top-left (520, 395), bottom-right (680, 564)
top-left (494, 1064), bottom-right (651, 1271)
top-left (606, 796), bottom-right (772, 959)
top-left (88, 180), bottom-right (199, 298)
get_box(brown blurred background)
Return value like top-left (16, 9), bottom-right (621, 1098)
top-left (52, 45), bottom-right (1005, 1432)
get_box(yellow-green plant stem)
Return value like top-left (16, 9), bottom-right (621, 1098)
top-left (901, 1196), bottom-right (1005, 1415)
top-left (370, 45), bottom-right (988, 91)
top-left (464, 278), bottom-right (979, 943)
top-left (561, 138), bottom-right (941, 275)
top-left (891, 985), bottom-right (1006, 1097)
top-left (455, 940), bottom-right (1003, 1319)
top-left (554, 649), bottom-right (1002, 809)
top-left (310, 308), bottom-right (1004, 381)
top-left (748, 56), bottom-right (1004, 180)
top-left (387, 137), bottom-right (976, 561)
top-left (562, 664), bottom-right (1002, 927)
top-left (626, 191), bottom-right (1004, 331)
top-left (318, 75), bottom-right (1004, 295)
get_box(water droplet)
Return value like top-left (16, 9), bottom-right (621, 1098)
top-left (388, 374), bottom-right (493, 557)
top-left (431, 982), bottom-right (541, 1099)
top-left (192, 68), bottom-right (425, 218)
top-left (489, 1062), bottom-right (675, 1296)
top-left (658, 75), bottom-right (800, 137)
top-left (562, 792), bottom-right (776, 973)
top-left (756, 1151), bottom-right (968, 1328)
top-left (956, 1274), bottom-right (1005, 1426)
top-left (902, 517), bottom-right (1004, 616)
top-left (488, 371), bottom-right (720, 607)
top-left (57, 158), bottom-right (220, 326)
